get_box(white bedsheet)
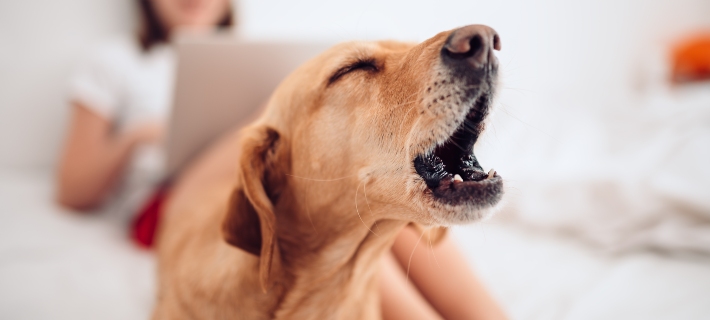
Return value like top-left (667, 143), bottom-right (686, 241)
top-left (452, 224), bottom-right (710, 320)
top-left (1, 170), bottom-right (710, 319)
top-left (0, 171), bottom-right (155, 320)
top-left (478, 81), bottom-right (710, 255)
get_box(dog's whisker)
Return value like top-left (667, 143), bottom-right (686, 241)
top-left (391, 81), bottom-right (487, 144)
top-left (389, 97), bottom-right (417, 110)
top-left (362, 180), bottom-right (380, 231)
top-left (406, 230), bottom-right (426, 283)
top-left (403, 116), bottom-right (424, 162)
top-left (355, 180), bottom-right (378, 236)
top-left (303, 181), bottom-right (318, 234)
top-left (390, 91), bottom-right (420, 109)
top-left (463, 127), bottom-right (478, 136)
top-left (286, 174), bottom-right (356, 182)
top-left (446, 137), bottom-right (469, 153)
top-left (498, 103), bottom-right (561, 143)
top-left (463, 120), bottom-right (478, 130)
top-left (384, 92), bottom-right (420, 141)
top-left (396, 103), bottom-right (421, 140)
top-left (426, 236), bottom-right (434, 270)
top-left (429, 231), bottom-right (442, 270)
top-left (501, 86), bottom-right (531, 94)
top-left (389, 97), bottom-right (420, 136)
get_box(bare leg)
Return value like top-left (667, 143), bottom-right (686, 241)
top-left (379, 252), bottom-right (442, 320)
top-left (388, 226), bottom-right (508, 320)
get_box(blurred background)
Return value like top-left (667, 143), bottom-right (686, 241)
top-left (1, 0), bottom-right (709, 319)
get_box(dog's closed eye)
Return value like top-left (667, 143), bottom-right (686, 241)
top-left (328, 59), bottom-right (378, 85)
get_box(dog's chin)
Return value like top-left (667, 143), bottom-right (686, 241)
top-left (426, 202), bottom-right (500, 225)
top-left (413, 176), bottom-right (503, 225)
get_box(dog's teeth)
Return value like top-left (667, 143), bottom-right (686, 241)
top-left (453, 174), bottom-right (463, 182)
top-left (487, 169), bottom-right (495, 179)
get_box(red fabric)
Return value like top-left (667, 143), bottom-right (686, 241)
top-left (130, 185), bottom-right (170, 249)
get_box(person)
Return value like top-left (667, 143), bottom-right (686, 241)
top-left (55, 0), bottom-right (507, 318)
top-left (56, 0), bottom-right (232, 214)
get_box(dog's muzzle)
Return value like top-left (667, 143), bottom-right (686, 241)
top-left (414, 25), bottom-right (503, 208)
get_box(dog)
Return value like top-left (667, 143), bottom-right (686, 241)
top-left (153, 24), bottom-right (503, 320)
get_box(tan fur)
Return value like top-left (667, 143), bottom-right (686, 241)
top-left (153, 27), bottom-right (497, 319)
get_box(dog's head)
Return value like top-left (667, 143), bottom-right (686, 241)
top-left (224, 25), bottom-right (504, 289)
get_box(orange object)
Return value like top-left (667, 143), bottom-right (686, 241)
top-left (671, 32), bottom-right (710, 83)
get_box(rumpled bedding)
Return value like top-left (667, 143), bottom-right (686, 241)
top-left (484, 82), bottom-right (710, 254)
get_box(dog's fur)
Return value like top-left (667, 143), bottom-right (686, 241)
top-left (153, 26), bottom-right (500, 319)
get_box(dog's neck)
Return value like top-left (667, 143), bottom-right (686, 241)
top-left (271, 198), bottom-right (407, 319)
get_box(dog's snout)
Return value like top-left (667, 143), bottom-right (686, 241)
top-left (442, 25), bottom-right (501, 70)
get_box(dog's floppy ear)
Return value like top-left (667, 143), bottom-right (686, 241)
top-left (409, 223), bottom-right (448, 246)
top-left (222, 125), bottom-right (289, 292)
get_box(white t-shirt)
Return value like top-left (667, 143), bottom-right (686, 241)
top-left (68, 35), bottom-right (175, 220)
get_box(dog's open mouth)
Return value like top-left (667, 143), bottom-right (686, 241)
top-left (413, 95), bottom-right (503, 206)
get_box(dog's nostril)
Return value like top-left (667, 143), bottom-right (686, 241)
top-left (442, 24), bottom-right (500, 69)
top-left (444, 35), bottom-right (482, 59)
top-left (468, 35), bottom-right (483, 58)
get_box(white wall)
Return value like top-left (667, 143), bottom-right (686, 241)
top-left (0, 0), bottom-right (134, 171)
top-left (1, 0), bottom-right (709, 171)
top-left (238, 0), bottom-right (710, 127)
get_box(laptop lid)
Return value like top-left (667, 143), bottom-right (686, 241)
top-left (167, 35), bottom-right (332, 176)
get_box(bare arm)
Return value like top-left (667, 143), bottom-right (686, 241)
top-left (56, 102), bottom-right (162, 211)
top-left (390, 226), bottom-right (508, 320)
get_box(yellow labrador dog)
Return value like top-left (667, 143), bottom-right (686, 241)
top-left (153, 24), bottom-right (503, 319)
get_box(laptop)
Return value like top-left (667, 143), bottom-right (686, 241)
top-left (166, 34), bottom-right (332, 176)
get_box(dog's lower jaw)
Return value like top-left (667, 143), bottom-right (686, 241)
top-left (272, 219), bottom-right (407, 320)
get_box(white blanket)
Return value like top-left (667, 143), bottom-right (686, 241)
top-left (484, 82), bottom-right (710, 254)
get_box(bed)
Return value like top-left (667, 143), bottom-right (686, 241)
top-left (2, 169), bottom-right (709, 319)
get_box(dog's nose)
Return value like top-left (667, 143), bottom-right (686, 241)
top-left (442, 25), bottom-right (501, 70)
